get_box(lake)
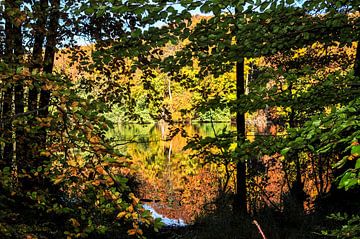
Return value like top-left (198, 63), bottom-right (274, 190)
top-left (108, 122), bottom-right (236, 223)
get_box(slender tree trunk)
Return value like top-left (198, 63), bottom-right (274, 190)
top-left (2, 0), bottom-right (15, 167)
top-left (39, 0), bottom-right (60, 149)
top-left (2, 88), bottom-right (13, 167)
top-left (28, 0), bottom-right (48, 111)
top-left (354, 41), bottom-right (360, 78)
top-left (234, 59), bottom-right (247, 215)
top-left (13, 7), bottom-right (25, 171)
top-left (168, 79), bottom-right (172, 101)
top-left (288, 84), bottom-right (305, 213)
top-left (0, 91), bottom-right (3, 163)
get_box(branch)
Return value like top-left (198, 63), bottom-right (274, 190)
top-left (0, 105), bottom-right (49, 121)
top-left (253, 220), bottom-right (267, 239)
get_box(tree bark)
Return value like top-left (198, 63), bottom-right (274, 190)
top-left (39, 0), bottom-right (60, 148)
top-left (26, 0), bottom-right (48, 162)
top-left (287, 84), bottom-right (306, 214)
top-left (13, 2), bottom-right (25, 172)
top-left (354, 41), bottom-right (360, 78)
top-left (2, 0), bottom-right (15, 167)
top-left (233, 59), bottom-right (247, 215)
top-left (28, 0), bottom-right (48, 112)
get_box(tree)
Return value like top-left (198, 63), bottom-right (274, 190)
top-left (151, 0), bottom-right (359, 215)
top-left (0, 0), bottom-right (175, 237)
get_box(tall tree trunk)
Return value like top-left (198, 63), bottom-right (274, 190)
top-left (26, 0), bottom-right (48, 163)
top-left (352, 40), bottom-right (360, 98)
top-left (233, 59), bottom-right (247, 215)
top-left (39, 0), bottom-right (60, 149)
top-left (287, 84), bottom-right (306, 214)
top-left (2, 0), bottom-right (15, 167)
top-left (29, 0), bottom-right (48, 111)
top-left (354, 41), bottom-right (360, 78)
top-left (13, 4), bottom-right (25, 173)
top-left (0, 92), bottom-right (3, 163)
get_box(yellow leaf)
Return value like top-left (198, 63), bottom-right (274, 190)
top-left (54, 177), bottom-right (63, 185)
top-left (67, 159), bottom-right (77, 167)
top-left (229, 143), bottom-right (237, 151)
top-left (40, 151), bottom-right (51, 157)
top-left (127, 205), bottom-right (134, 213)
top-left (76, 155), bottom-right (85, 167)
top-left (69, 218), bottom-right (80, 227)
top-left (116, 211), bottom-right (127, 219)
top-left (132, 212), bottom-right (138, 220)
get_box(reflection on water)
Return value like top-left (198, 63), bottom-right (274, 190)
top-left (108, 122), bottom-right (235, 223)
top-left (108, 119), bottom-right (331, 222)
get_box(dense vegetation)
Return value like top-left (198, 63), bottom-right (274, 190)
top-left (0, 0), bottom-right (359, 238)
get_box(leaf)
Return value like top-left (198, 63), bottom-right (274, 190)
top-left (127, 229), bottom-right (137, 235)
top-left (356, 158), bottom-right (360, 169)
top-left (92, 180), bottom-right (101, 186)
top-left (312, 119), bottom-right (321, 127)
top-left (280, 147), bottom-right (291, 155)
top-left (116, 211), bottom-right (127, 219)
top-left (40, 151), bottom-right (51, 157)
top-left (53, 177), bottom-right (63, 185)
top-left (260, 1), bottom-right (270, 11)
top-left (351, 145), bottom-right (360, 156)
top-left (96, 166), bottom-right (106, 175)
top-left (70, 218), bottom-right (80, 227)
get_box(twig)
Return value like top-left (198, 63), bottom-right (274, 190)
top-left (253, 220), bottom-right (267, 239)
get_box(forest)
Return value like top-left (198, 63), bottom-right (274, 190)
top-left (0, 0), bottom-right (359, 238)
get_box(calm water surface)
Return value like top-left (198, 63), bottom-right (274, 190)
top-left (108, 122), bottom-right (235, 223)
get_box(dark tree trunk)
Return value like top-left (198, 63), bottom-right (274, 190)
top-left (233, 59), bottom-right (247, 215)
top-left (13, 8), bottom-right (25, 172)
top-left (2, 0), bottom-right (15, 167)
top-left (287, 84), bottom-right (306, 214)
top-left (354, 41), bottom-right (360, 78)
top-left (0, 91), bottom-right (3, 163)
top-left (28, 0), bottom-right (48, 111)
top-left (26, 0), bottom-right (48, 162)
top-left (39, 0), bottom-right (60, 148)
top-left (2, 88), bottom-right (13, 167)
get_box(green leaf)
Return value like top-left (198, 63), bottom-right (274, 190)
top-left (312, 120), bottom-right (321, 127)
top-left (281, 147), bottom-right (291, 155)
top-left (356, 158), bottom-right (360, 169)
top-left (260, 1), bottom-right (270, 11)
top-left (351, 145), bottom-right (360, 155)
